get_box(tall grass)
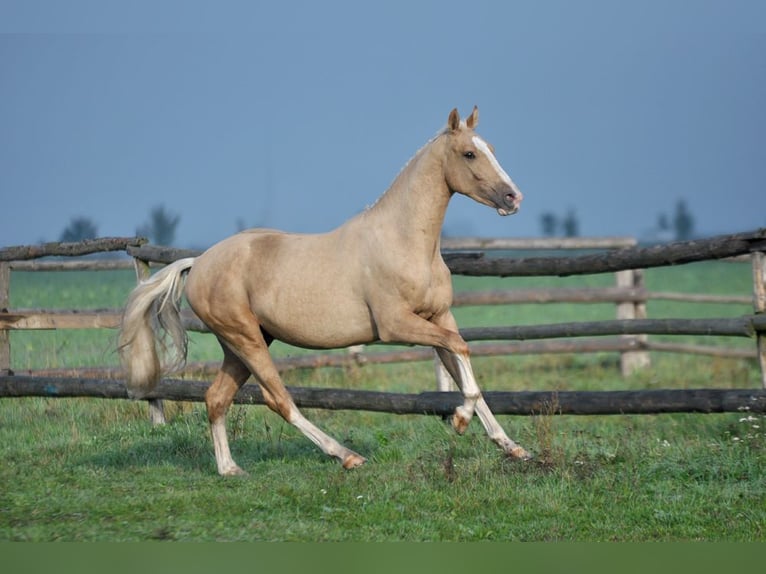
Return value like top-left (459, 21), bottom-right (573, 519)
top-left (1, 259), bottom-right (763, 540)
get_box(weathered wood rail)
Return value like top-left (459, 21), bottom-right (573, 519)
top-left (442, 228), bottom-right (766, 277)
top-left (2, 375), bottom-right (764, 415)
top-left (2, 311), bottom-right (763, 340)
top-left (0, 237), bottom-right (147, 261)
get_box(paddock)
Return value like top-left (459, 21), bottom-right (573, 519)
top-left (1, 228), bottom-right (765, 419)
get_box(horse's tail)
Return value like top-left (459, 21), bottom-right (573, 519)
top-left (118, 257), bottom-right (196, 399)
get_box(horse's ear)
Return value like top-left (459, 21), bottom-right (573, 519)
top-left (466, 106), bottom-right (479, 129)
top-left (448, 108), bottom-right (461, 131)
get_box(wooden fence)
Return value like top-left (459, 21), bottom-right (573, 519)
top-left (1, 228), bottom-right (765, 418)
top-left (0, 235), bottom-right (654, 377)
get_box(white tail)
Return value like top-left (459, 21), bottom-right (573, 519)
top-left (118, 258), bottom-right (196, 398)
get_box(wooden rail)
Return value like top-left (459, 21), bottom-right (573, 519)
top-left (443, 228), bottom-right (766, 277)
top-left (1, 286), bottom-right (747, 329)
top-left (2, 375), bottom-right (764, 415)
top-left (440, 236), bottom-right (638, 251)
top-left (0, 237), bottom-right (146, 261)
top-left (3, 311), bottom-right (764, 341)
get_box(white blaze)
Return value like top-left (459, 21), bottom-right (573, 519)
top-left (471, 136), bottom-right (521, 196)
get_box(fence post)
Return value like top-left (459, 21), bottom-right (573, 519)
top-left (132, 257), bottom-right (166, 425)
top-left (752, 251), bottom-right (766, 388)
top-left (0, 263), bottom-right (10, 375)
top-left (616, 269), bottom-right (651, 376)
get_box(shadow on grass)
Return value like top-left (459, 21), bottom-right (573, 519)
top-left (80, 421), bottom-right (382, 475)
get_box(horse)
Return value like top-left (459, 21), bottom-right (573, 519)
top-left (118, 106), bottom-right (532, 475)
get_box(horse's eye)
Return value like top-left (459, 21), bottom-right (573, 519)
top-left (463, 151), bottom-right (476, 159)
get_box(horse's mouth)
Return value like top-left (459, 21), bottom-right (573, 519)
top-left (497, 206), bottom-right (518, 216)
top-left (496, 192), bottom-right (521, 216)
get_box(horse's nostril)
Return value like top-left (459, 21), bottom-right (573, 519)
top-left (505, 188), bottom-right (523, 204)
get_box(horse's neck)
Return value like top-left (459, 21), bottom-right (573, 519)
top-left (363, 137), bottom-right (451, 258)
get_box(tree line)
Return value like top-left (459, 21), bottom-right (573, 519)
top-left (59, 205), bottom-right (181, 246)
top-left (60, 198), bottom-right (699, 246)
top-left (539, 199), bottom-right (696, 241)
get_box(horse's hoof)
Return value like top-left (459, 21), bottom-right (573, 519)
top-left (507, 446), bottom-right (534, 461)
top-left (342, 453), bottom-right (367, 469)
top-left (451, 411), bottom-right (470, 435)
top-left (220, 465), bottom-right (248, 477)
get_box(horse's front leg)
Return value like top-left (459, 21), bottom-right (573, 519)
top-left (373, 307), bottom-right (531, 460)
top-left (433, 346), bottom-right (480, 434)
top-left (431, 314), bottom-right (532, 461)
top-left (433, 350), bottom-right (453, 392)
top-left (434, 346), bottom-right (531, 459)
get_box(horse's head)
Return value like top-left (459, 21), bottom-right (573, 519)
top-left (442, 106), bottom-right (523, 216)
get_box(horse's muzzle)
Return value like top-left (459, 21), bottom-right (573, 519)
top-left (496, 186), bottom-right (523, 217)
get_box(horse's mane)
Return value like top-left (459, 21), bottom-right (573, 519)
top-left (393, 118), bottom-right (473, 180)
top-left (364, 125), bottom-right (453, 212)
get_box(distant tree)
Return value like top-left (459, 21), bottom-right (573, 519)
top-left (60, 216), bottom-right (98, 242)
top-left (540, 212), bottom-right (558, 236)
top-left (561, 209), bottom-right (579, 237)
top-left (657, 213), bottom-right (670, 232)
top-left (673, 199), bottom-right (695, 241)
top-left (136, 205), bottom-right (181, 246)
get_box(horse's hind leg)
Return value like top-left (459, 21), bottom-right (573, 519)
top-left (220, 323), bottom-right (366, 470)
top-left (206, 344), bottom-right (252, 476)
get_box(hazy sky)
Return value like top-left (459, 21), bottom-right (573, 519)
top-left (1, 1), bottom-right (765, 249)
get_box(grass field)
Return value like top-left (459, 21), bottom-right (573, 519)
top-left (1, 259), bottom-right (764, 541)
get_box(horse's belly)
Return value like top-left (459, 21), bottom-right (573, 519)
top-left (256, 295), bottom-right (376, 350)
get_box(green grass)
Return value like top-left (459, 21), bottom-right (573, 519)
top-left (2, 393), bottom-right (763, 541)
top-left (1, 259), bottom-right (764, 540)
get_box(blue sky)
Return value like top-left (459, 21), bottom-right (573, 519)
top-left (1, 1), bottom-right (765, 248)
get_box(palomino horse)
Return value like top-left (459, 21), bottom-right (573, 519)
top-left (119, 107), bottom-right (531, 475)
